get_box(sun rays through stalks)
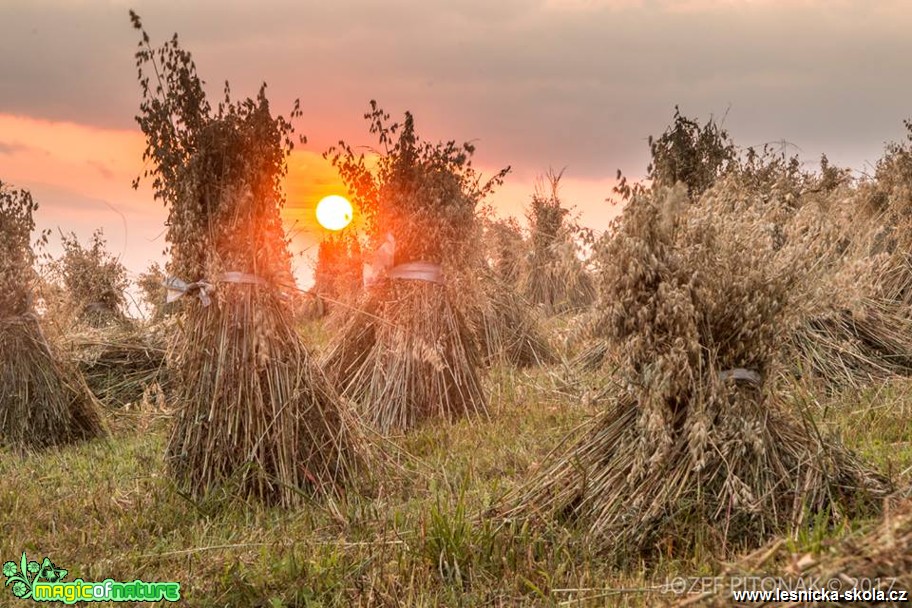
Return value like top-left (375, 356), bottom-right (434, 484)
top-left (131, 12), bottom-right (365, 505)
top-left (322, 103), bottom-right (509, 432)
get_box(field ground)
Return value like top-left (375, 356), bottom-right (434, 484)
top-left (2, 339), bottom-right (912, 607)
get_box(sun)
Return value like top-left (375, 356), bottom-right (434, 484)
top-left (315, 195), bottom-right (354, 231)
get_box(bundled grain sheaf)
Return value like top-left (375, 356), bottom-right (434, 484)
top-left (502, 182), bottom-right (888, 562)
top-left (52, 230), bottom-right (129, 327)
top-left (521, 172), bottom-right (595, 315)
top-left (0, 182), bottom-right (107, 451)
top-left (131, 13), bottom-right (364, 505)
top-left (852, 120), bottom-right (912, 310)
top-left (323, 104), bottom-right (508, 432)
top-left (482, 217), bottom-right (526, 287)
top-left (727, 148), bottom-right (912, 389)
top-left (470, 217), bottom-right (554, 367)
top-left (473, 270), bottom-right (554, 368)
top-left (67, 323), bottom-right (168, 409)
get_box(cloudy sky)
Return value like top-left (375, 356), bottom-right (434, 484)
top-left (2, 0), bottom-right (911, 294)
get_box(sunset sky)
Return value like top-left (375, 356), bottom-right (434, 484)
top-left (2, 0), bottom-right (912, 299)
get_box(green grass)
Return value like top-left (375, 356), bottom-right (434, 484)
top-left (1, 365), bottom-right (909, 606)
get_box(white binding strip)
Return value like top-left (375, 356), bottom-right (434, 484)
top-left (163, 272), bottom-right (267, 307)
top-left (220, 271), bottom-right (266, 285)
top-left (163, 277), bottom-right (213, 306)
top-left (388, 262), bottom-right (444, 284)
top-left (718, 368), bottom-right (761, 385)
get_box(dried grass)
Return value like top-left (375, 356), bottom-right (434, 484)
top-left (500, 183), bottom-right (889, 562)
top-left (521, 173), bottom-right (595, 315)
top-left (470, 270), bottom-right (554, 368)
top-left (52, 229), bottom-right (129, 327)
top-left (66, 323), bottom-right (169, 409)
top-left (683, 497), bottom-right (912, 607)
top-left (482, 217), bottom-right (526, 287)
top-left (788, 300), bottom-right (912, 390)
top-left (323, 278), bottom-right (487, 433)
top-left (1, 182), bottom-right (107, 451)
top-left (571, 339), bottom-right (615, 372)
top-left (322, 104), bottom-right (507, 432)
top-left (132, 15), bottom-right (366, 504)
top-left (167, 284), bottom-right (365, 506)
top-left (748, 165), bottom-right (912, 389)
top-left (1, 313), bottom-right (108, 451)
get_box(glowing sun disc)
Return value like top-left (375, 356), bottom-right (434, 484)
top-left (315, 195), bottom-right (353, 231)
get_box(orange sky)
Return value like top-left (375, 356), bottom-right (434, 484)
top-left (6, 0), bottom-right (910, 308)
top-left (0, 113), bottom-right (333, 289)
top-left (0, 112), bottom-right (622, 302)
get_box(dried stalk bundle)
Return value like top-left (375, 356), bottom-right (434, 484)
top-left (761, 137), bottom-right (912, 389)
top-left (168, 283), bottom-right (362, 503)
top-left (67, 323), bottom-right (169, 409)
top-left (683, 498), bottom-right (912, 607)
top-left (482, 217), bottom-right (526, 287)
top-left (788, 299), bottom-right (912, 389)
top-left (323, 103), bottom-right (508, 431)
top-left (459, 217), bottom-right (552, 367)
top-left (854, 119), bottom-right (912, 305)
top-left (738, 160), bottom-right (912, 390)
top-left (53, 230), bottom-right (129, 328)
top-left (132, 14), bottom-right (364, 504)
top-left (768, 122), bottom-right (912, 388)
top-left (571, 339), bottom-right (614, 372)
top-left (521, 172), bottom-right (595, 315)
top-left (1, 316), bottom-right (109, 451)
top-left (502, 183), bottom-right (888, 562)
top-left (473, 271), bottom-right (554, 368)
top-left (323, 279), bottom-right (486, 433)
top-left (0, 182), bottom-right (107, 451)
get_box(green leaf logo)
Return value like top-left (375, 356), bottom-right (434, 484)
top-left (2, 552), bottom-right (67, 601)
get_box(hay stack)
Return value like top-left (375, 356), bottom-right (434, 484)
top-left (788, 299), bottom-right (912, 389)
top-left (323, 104), bottom-right (507, 432)
top-left (67, 323), bottom-right (168, 409)
top-left (132, 14), bottom-right (363, 504)
top-left (324, 278), bottom-right (486, 432)
top-left (521, 171), bottom-right (595, 315)
top-left (53, 230), bottom-right (129, 328)
top-left (473, 218), bottom-right (554, 367)
top-left (483, 217), bottom-right (526, 288)
top-left (473, 270), bottom-right (554, 368)
top-left (775, 125), bottom-right (912, 389)
top-left (501, 184), bottom-right (888, 562)
top-left (0, 182), bottom-right (107, 451)
top-left (734, 154), bottom-right (912, 390)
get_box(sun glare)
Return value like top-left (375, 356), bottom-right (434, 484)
top-left (315, 195), bottom-right (354, 231)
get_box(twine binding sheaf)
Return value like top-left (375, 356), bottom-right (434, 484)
top-left (388, 262), bottom-right (445, 284)
top-left (718, 368), bottom-right (762, 385)
top-left (362, 233), bottom-right (446, 286)
top-left (164, 272), bottom-right (268, 307)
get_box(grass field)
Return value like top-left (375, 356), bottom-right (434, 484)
top-left (2, 338), bottom-right (911, 607)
